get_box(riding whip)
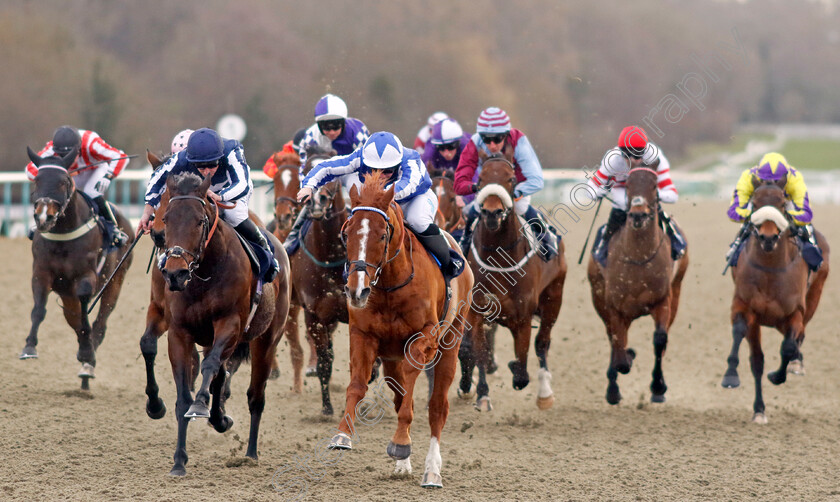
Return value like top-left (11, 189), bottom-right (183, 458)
top-left (578, 198), bottom-right (603, 265)
top-left (88, 233), bottom-right (143, 314)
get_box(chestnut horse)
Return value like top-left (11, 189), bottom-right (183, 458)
top-left (721, 182), bottom-right (829, 423)
top-left (155, 172), bottom-right (290, 476)
top-left (286, 146), bottom-right (352, 415)
top-left (587, 167), bottom-right (689, 405)
top-left (329, 171), bottom-right (474, 488)
top-left (22, 148), bottom-right (134, 390)
top-left (429, 168), bottom-right (464, 235)
top-left (457, 151), bottom-right (567, 411)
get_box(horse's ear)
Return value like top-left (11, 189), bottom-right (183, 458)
top-left (27, 146), bottom-right (44, 167)
top-left (198, 171), bottom-right (213, 195)
top-left (165, 173), bottom-right (177, 192)
top-left (384, 182), bottom-right (395, 203)
top-left (349, 184), bottom-right (360, 205)
top-left (775, 177), bottom-right (786, 190)
top-left (503, 142), bottom-right (515, 162)
top-left (58, 149), bottom-right (77, 169)
top-left (477, 148), bottom-right (488, 162)
top-left (147, 149), bottom-right (163, 169)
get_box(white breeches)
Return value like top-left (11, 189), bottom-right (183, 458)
top-left (220, 193), bottom-right (251, 226)
top-left (401, 189), bottom-right (438, 233)
top-left (75, 163), bottom-right (111, 199)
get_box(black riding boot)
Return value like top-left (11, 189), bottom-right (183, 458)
top-left (283, 206), bottom-right (309, 255)
top-left (523, 205), bottom-right (559, 261)
top-left (235, 219), bottom-right (280, 283)
top-left (417, 224), bottom-right (463, 280)
top-left (658, 208), bottom-right (686, 260)
top-left (593, 208), bottom-right (626, 267)
top-left (93, 196), bottom-right (128, 247)
top-left (458, 205), bottom-right (479, 256)
top-left (796, 224), bottom-right (823, 271)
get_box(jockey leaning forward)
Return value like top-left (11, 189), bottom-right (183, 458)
top-left (726, 152), bottom-right (823, 271)
top-left (297, 94), bottom-right (370, 173)
top-left (138, 127), bottom-right (280, 283)
top-left (453, 106), bottom-right (559, 261)
top-left (586, 125), bottom-right (686, 267)
top-left (292, 131), bottom-right (464, 282)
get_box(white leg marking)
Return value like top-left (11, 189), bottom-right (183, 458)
top-left (537, 368), bottom-right (554, 399)
top-left (355, 218), bottom-right (370, 298)
top-left (394, 457), bottom-right (412, 474)
top-left (424, 437), bottom-right (441, 478)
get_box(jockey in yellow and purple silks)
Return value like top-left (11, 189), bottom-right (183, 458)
top-left (725, 152), bottom-right (823, 270)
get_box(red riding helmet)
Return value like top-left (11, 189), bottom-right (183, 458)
top-left (618, 126), bottom-right (648, 151)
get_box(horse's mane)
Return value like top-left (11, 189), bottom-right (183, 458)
top-left (170, 172), bottom-right (204, 196)
top-left (273, 151), bottom-right (300, 167)
top-left (359, 170), bottom-right (391, 206)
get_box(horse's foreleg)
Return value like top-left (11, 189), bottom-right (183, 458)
top-left (140, 300), bottom-right (168, 419)
top-left (722, 311), bottom-right (747, 389)
top-left (509, 319), bottom-right (532, 391)
top-left (457, 311), bottom-right (480, 398)
top-left (768, 312), bottom-right (804, 386)
top-left (423, 334), bottom-right (461, 488)
top-left (330, 328), bottom-right (378, 450)
top-left (245, 331), bottom-right (279, 460)
top-left (383, 360), bottom-right (406, 412)
top-left (606, 315), bottom-right (632, 405)
top-left (168, 330), bottom-right (195, 476)
top-left (471, 317), bottom-right (492, 411)
top-left (744, 319), bottom-right (767, 423)
top-left (22, 274), bottom-right (50, 359)
top-left (535, 279), bottom-right (564, 410)
top-left (649, 300), bottom-right (671, 403)
top-left (208, 366), bottom-right (233, 433)
top-left (62, 287), bottom-right (95, 389)
top-left (307, 311), bottom-right (335, 416)
top-left (389, 326), bottom-right (432, 469)
top-left (186, 317), bottom-right (238, 419)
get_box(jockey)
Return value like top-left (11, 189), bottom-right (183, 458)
top-left (138, 128), bottom-right (280, 283)
top-left (25, 125), bottom-right (131, 247)
top-left (292, 131), bottom-right (463, 281)
top-left (421, 118), bottom-right (471, 173)
top-left (454, 107), bottom-right (559, 261)
top-left (586, 125), bottom-right (685, 267)
top-left (263, 128), bottom-right (306, 178)
top-left (413, 111), bottom-right (449, 155)
top-left (726, 152), bottom-right (823, 271)
top-left (170, 129), bottom-right (194, 155)
top-left (298, 94), bottom-right (370, 172)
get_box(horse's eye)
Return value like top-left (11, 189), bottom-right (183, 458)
top-left (379, 234), bottom-right (386, 241)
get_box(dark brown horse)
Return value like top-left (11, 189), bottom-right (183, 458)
top-left (457, 151), bottom-right (567, 411)
top-left (329, 171), bottom-right (474, 488)
top-left (721, 182), bottom-right (829, 423)
top-left (286, 146), bottom-right (351, 415)
top-left (587, 167), bottom-right (689, 405)
top-left (155, 172), bottom-right (290, 476)
top-left (22, 148), bottom-right (134, 390)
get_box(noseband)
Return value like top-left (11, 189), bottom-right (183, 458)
top-left (158, 195), bottom-right (220, 281)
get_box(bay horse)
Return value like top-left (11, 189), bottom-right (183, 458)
top-left (429, 167), bottom-right (464, 235)
top-left (155, 172), bottom-right (290, 476)
top-left (587, 167), bottom-right (689, 405)
top-left (721, 181), bottom-right (829, 423)
top-left (329, 171), bottom-right (474, 488)
top-left (22, 147), bottom-right (134, 390)
top-left (457, 150), bottom-right (567, 411)
top-left (287, 146), bottom-right (351, 415)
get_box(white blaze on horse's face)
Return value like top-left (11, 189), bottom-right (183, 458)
top-left (354, 218), bottom-right (371, 297)
top-left (435, 185), bottom-right (445, 197)
top-left (280, 169), bottom-right (293, 189)
top-left (37, 203), bottom-right (48, 225)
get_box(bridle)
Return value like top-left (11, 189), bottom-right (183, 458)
top-left (33, 166), bottom-right (76, 223)
top-left (341, 205), bottom-right (414, 291)
top-left (158, 195), bottom-right (221, 281)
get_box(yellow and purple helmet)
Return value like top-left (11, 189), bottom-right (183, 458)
top-left (755, 152), bottom-right (791, 181)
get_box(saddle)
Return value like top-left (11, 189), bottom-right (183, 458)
top-left (234, 227), bottom-right (276, 281)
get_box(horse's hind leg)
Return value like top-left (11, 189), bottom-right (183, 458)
top-left (423, 339), bottom-right (461, 488)
top-left (534, 279), bottom-right (564, 410)
top-left (768, 313), bottom-right (804, 386)
top-left (244, 332), bottom-right (278, 460)
top-left (308, 311), bottom-right (336, 416)
top-left (457, 317), bottom-right (477, 399)
top-left (284, 296), bottom-right (304, 391)
top-left (649, 300), bottom-right (672, 403)
top-left (745, 321), bottom-right (767, 423)
top-left (62, 287), bottom-right (96, 389)
top-left (605, 316), bottom-right (633, 405)
top-left (388, 327), bottom-right (431, 471)
top-left (22, 274), bottom-right (50, 359)
top-left (722, 312), bottom-right (746, 388)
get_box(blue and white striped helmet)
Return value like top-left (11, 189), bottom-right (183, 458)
top-left (362, 132), bottom-right (403, 169)
top-left (314, 94), bottom-right (348, 121)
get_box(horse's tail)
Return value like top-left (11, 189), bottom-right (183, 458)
top-left (229, 341), bottom-right (251, 366)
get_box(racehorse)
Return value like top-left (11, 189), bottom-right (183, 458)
top-left (429, 167), bottom-right (464, 235)
top-left (22, 147), bottom-right (134, 390)
top-left (457, 150), bottom-right (567, 411)
top-left (587, 167), bottom-right (689, 405)
top-left (270, 150), bottom-right (306, 392)
top-left (329, 171), bottom-right (473, 488)
top-left (287, 146), bottom-right (351, 415)
top-left (155, 172), bottom-right (290, 476)
top-left (721, 181), bottom-right (829, 423)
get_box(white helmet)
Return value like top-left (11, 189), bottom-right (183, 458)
top-left (314, 94), bottom-right (348, 121)
top-left (427, 111), bottom-right (449, 129)
top-left (171, 129), bottom-right (194, 154)
top-left (362, 132), bottom-right (404, 169)
top-left (430, 118), bottom-right (464, 145)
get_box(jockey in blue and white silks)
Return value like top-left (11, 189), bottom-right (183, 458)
top-left (298, 94), bottom-right (370, 173)
top-left (288, 132), bottom-right (463, 280)
top-left (138, 128), bottom-right (279, 282)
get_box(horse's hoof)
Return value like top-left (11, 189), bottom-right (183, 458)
top-left (474, 396), bottom-right (493, 412)
top-left (184, 402), bottom-right (210, 419)
top-left (305, 366), bottom-right (317, 377)
top-left (421, 471), bottom-right (443, 488)
top-left (146, 398), bottom-right (167, 420)
top-left (394, 458), bottom-right (412, 475)
top-left (650, 394), bottom-right (666, 403)
top-left (387, 441), bottom-right (411, 460)
top-left (269, 367), bottom-right (281, 380)
top-left (77, 363), bottom-right (96, 379)
top-left (487, 356), bottom-right (499, 375)
top-left (211, 415), bottom-right (234, 433)
top-left (751, 412), bottom-right (768, 424)
top-left (787, 359), bottom-right (806, 376)
top-left (328, 433), bottom-right (352, 450)
top-left (536, 394), bottom-right (555, 410)
top-left (19, 346), bottom-right (38, 359)
top-left (767, 371), bottom-right (786, 386)
top-left (512, 376), bottom-right (530, 391)
top-left (321, 405), bottom-right (334, 416)
top-left (627, 348), bottom-right (636, 360)
top-left (606, 386), bottom-right (622, 405)
top-left (457, 387), bottom-right (474, 400)
top-left (169, 465), bottom-right (187, 477)
top-left (721, 373), bottom-right (740, 388)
